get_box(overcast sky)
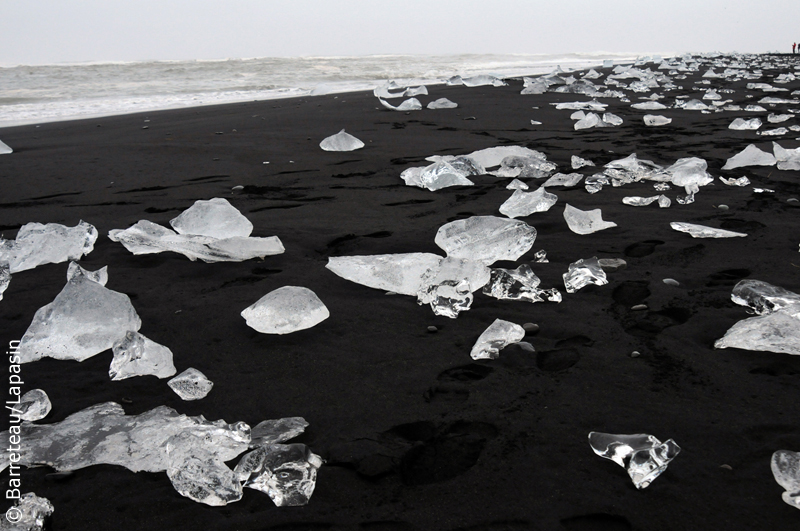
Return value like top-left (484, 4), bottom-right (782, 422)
top-left (1, 0), bottom-right (796, 65)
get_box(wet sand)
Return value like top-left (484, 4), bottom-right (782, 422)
top-left (2, 56), bottom-right (800, 530)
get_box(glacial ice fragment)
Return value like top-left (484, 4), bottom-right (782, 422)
top-left (404, 86), bottom-right (428, 97)
top-left (170, 198), bottom-right (253, 239)
top-left (0, 140), bottom-right (12, 154)
top-left (730, 279), bottom-right (800, 315)
top-left (622, 195), bottom-right (669, 207)
top-left (168, 368), bottom-right (214, 400)
top-left (603, 113), bottom-right (623, 126)
top-left (771, 450), bottom-right (800, 509)
top-left (554, 100), bottom-right (607, 111)
top-left (670, 222), bottom-right (747, 238)
top-left (18, 264), bottom-right (141, 363)
top-left (373, 83), bottom-right (406, 99)
top-left (574, 112), bottom-right (601, 130)
top-left (416, 257), bottom-right (491, 318)
top-left (588, 432), bottom-right (680, 489)
top-left (434, 216), bottom-right (537, 265)
top-left (470, 319), bottom-right (526, 360)
top-left (234, 444), bottom-right (323, 507)
top-left (571, 155), bottom-right (595, 169)
top-left (667, 157), bottom-right (713, 188)
top-left (506, 178), bottom-right (529, 190)
top-left (499, 187), bottom-right (558, 218)
top-left (643, 115), bottom-right (672, 126)
top-left (631, 101), bottom-right (667, 110)
top-left (563, 257), bottom-right (608, 293)
top-left (462, 75), bottom-right (506, 87)
top-left (400, 161), bottom-right (476, 191)
top-left (326, 253), bottom-right (443, 296)
top-left (319, 129), bottom-right (365, 152)
top-left (722, 144), bottom-right (777, 169)
top-left (427, 98), bottom-right (458, 109)
top-left (759, 127), bottom-right (788, 136)
top-left (728, 118), bottom-right (762, 130)
top-left (719, 176), bottom-right (750, 186)
top-left (166, 436), bottom-right (243, 506)
top-left (491, 155), bottom-right (557, 178)
top-left (0, 221), bottom-right (98, 274)
top-left (482, 264), bottom-right (561, 303)
top-left (250, 418), bottom-right (309, 447)
top-left (773, 142), bottom-right (800, 170)
top-left (241, 286), bottom-right (329, 334)
top-left (379, 98), bottom-right (422, 111)
top-left (543, 172), bottom-right (583, 187)
top-left (16, 389), bottom-right (51, 422)
top-left (563, 204), bottom-right (617, 235)
top-left (110, 331), bottom-right (177, 380)
top-left (768, 113), bottom-right (792, 123)
top-left (714, 308), bottom-right (800, 355)
top-left (0, 493), bottom-right (53, 531)
top-left (0, 264), bottom-right (9, 301)
top-left (463, 146), bottom-right (548, 169)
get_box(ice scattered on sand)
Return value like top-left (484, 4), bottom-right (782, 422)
top-left (563, 204), bottom-right (617, 235)
top-left (631, 101), bottom-right (668, 110)
top-left (470, 319), bottom-right (526, 360)
top-left (772, 450), bottom-right (800, 509)
top-left (719, 176), bottom-right (751, 186)
top-left (168, 368), bottom-right (214, 400)
top-left (16, 389), bottom-right (52, 422)
top-left (543, 172), bottom-right (583, 187)
top-left (235, 443), bottom-right (323, 507)
top-left (241, 286), bottom-right (329, 334)
top-left (0, 493), bottom-right (53, 530)
top-left (643, 115), bottom-right (672, 126)
top-left (773, 142), bottom-right (800, 170)
top-left (670, 222), bottom-right (747, 238)
top-left (404, 86), bottom-right (428, 97)
top-left (506, 178), bottom-right (529, 190)
top-left (319, 129), bottom-right (365, 151)
top-left (171, 198), bottom-right (253, 239)
top-left (722, 144), bottom-right (778, 169)
top-left (427, 98), bottom-right (458, 109)
top-left (768, 113), bottom-right (792, 123)
top-left (482, 264), bottom-right (561, 304)
top-left (729, 118), bottom-right (762, 130)
top-left (759, 127), bottom-right (788, 136)
top-left (563, 257), bottom-right (608, 293)
top-left (622, 195), bottom-right (670, 207)
top-left (730, 279), bottom-right (800, 315)
top-left (378, 97), bottom-right (422, 111)
top-left (110, 331), bottom-right (177, 381)
top-left (435, 216), bottom-right (537, 265)
top-left (499, 187), bottom-right (558, 218)
top-left (0, 221), bottom-right (97, 274)
top-left (0, 264), bottom-right (10, 301)
top-left (589, 432), bottom-right (680, 489)
top-left (417, 257), bottom-right (491, 318)
top-left (0, 139), bottom-right (12, 154)
top-left (326, 253), bottom-right (443, 296)
top-left (571, 155), bottom-right (595, 169)
top-left (400, 159), bottom-right (479, 191)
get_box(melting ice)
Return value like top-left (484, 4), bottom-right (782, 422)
top-left (241, 286), bottom-right (329, 334)
top-left (470, 319), bottom-right (526, 360)
top-left (0, 221), bottom-right (97, 274)
top-left (589, 432), bottom-right (680, 489)
top-left (319, 129), bottom-right (365, 151)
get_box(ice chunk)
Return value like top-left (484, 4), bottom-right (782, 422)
top-left (168, 368), bottom-right (214, 400)
top-left (234, 443), bottom-right (323, 507)
top-left (0, 221), bottom-right (97, 274)
top-left (482, 264), bottom-right (561, 303)
top-left (1, 493), bottom-right (53, 530)
top-left (571, 155), bottom-right (595, 169)
top-left (772, 450), bottom-right (800, 509)
top-left (250, 418), bottom-right (309, 447)
top-left (0, 264), bottom-right (9, 301)
top-left (679, 99), bottom-right (710, 110)
top-left (0, 140), bottom-right (12, 154)
top-left (326, 253), bottom-right (443, 296)
top-left (631, 101), bottom-right (667, 110)
top-left (400, 161), bottom-right (476, 191)
top-left (773, 142), bottom-right (800, 170)
top-left (404, 86), bottom-right (428, 97)
top-left (241, 286), bottom-right (329, 334)
top-left (589, 432), bottom-right (680, 489)
top-left (715, 307), bottom-right (800, 355)
top-left (434, 216), bottom-right (537, 265)
top-left (667, 157), bottom-right (713, 188)
top-left (470, 319), bottom-right (526, 360)
top-left (563, 257), bottom-right (608, 293)
top-left (745, 104), bottom-right (767, 112)
top-left (379, 97), bottom-right (422, 111)
top-left (499, 187), bottom-right (558, 218)
top-left (427, 98), bottom-right (458, 109)
top-left (416, 257), bottom-right (491, 318)
top-left (19, 264), bottom-right (141, 363)
top-left (462, 75), bottom-right (506, 87)
top-left (603, 113), bottom-right (623, 126)
top-left (166, 436), bottom-right (243, 506)
top-left (446, 75), bottom-right (463, 86)
top-left (622, 195), bottom-right (659, 206)
top-left (574, 112), bottom-right (601, 130)
top-left (373, 83), bottom-right (406, 99)
top-left (563, 204), bottom-right (617, 235)
top-left (319, 129), bottom-right (365, 152)
top-left (554, 100), bottom-right (607, 111)
top-left (730, 279), bottom-right (800, 315)
top-left (759, 127), bottom-right (788, 136)
top-left (464, 146), bottom-right (550, 170)
top-left (719, 176), bottom-right (751, 186)
top-left (16, 389), bottom-right (52, 422)
top-left (506, 178), bottom-right (529, 190)
top-left (670, 222), bottom-right (747, 238)
top-left (543, 172), bottom-right (583, 187)
top-left (170, 198), bottom-right (253, 239)
top-left (109, 331), bottom-right (177, 380)
top-left (491, 155), bottom-right (557, 179)
top-left (722, 144), bottom-right (777, 169)
top-left (643, 115), bottom-right (672, 126)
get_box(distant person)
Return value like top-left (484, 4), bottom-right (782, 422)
top-left (794, 43), bottom-right (797, 54)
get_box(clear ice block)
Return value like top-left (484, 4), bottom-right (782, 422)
top-left (463, 146), bottom-right (549, 170)
top-left (168, 368), bottom-right (214, 400)
top-left (714, 308), bottom-right (800, 355)
top-left (729, 117), bottom-right (762, 130)
top-left (16, 389), bottom-right (51, 422)
top-left (416, 257), bottom-right (491, 318)
top-left (571, 155), bottom-right (595, 169)
top-left (241, 286), bottom-right (329, 334)
top-left (0, 139), bottom-right (12, 154)
top-left (719, 176), bottom-right (750, 186)
top-left (326, 253), bottom-right (443, 296)
top-left (0, 264), bottom-right (9, 301)
top-left (378, 97), bottom-right (422, 111)
top-left (400, 161), bottom-right (475, 191)
top-left (563, 204), bottom-right (617, 235)
top-left (643, 115), bottom-right (672, 126)
top-left (622, 196), bottom-right (659, 206)
top-left (470, 319), bottom-right (526, 360)
top-left (498, 187), bottom-right (558, 218)
top-left (667, 157), bottom-right (713, 188)
top-left (773, 142), bottom-right (800, 170)
top-left (631, 101), bottom-right (667, 110)
top-left (731, 279), bottom-right (800, 315)
top-left (574, 112), bottom-right (601, 130)
top-left (234, 444), bottom-right (323, 507)
top-left (491, 155), bottom-right (557, 179)
top-left (250, 417), bottom-right (309, 447)
top-left (0, 221), bottom-right (98, 274)
top-left (563, 257), bottom-right (608, 293)
top-left (543, 172), bottom-right (583, 187)
top-left (166, 435), bottom-right (243, 506)
top-left (170, 198), bottom-right (254, 239)
top-left (768, 113), bottom-right (792, 123)
top-left (481, 264), bottom-right (561, 303)
top-left (771, 450), bottom-right (800, 509)
top-left (670, 222), bottom-right (747, 238)
top-left (721, 144), bottom-right (777, 170)
top-left (109, 331), bottom-right (177, 381)
top-left (427, 98), bottom-right (458, 109)
top-left (589, 432), bottom-right (680, 489)
top-left (0, 493), bottom-right (53, 531)
top-left (319, 129), bottom-right (365, 151)
top-left (434, 216), bottom-right (537, 265)
top-left (506, 178), bottom-right (529, 190)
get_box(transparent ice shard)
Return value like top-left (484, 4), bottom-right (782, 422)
top-left (470, 319), bottom-right (526, 360)
top-left (166, 435), bottom-right (243, 506)
top-left (319, 129), bottom-right (365, 152)
top-left (168, 368), bottom-right (214, 400)
top-left (445, 75), bottom-right (463, 86)
top-left (543, 172), bottom-right (583, 187)
top-left (563, 257), bottom-right (608, 293)
top-left (400, 161), bottom-right (476, 191)
top-left (1, 493), bottom-right (53, 531)
top-left (482, 264), bottom-right (561, 303)
top-left (18, 264), bottom-right (141, 363)
top-left (571, 155), bottom-right (595, 169)
top-left (234, 443), bottom-right (323, 507)
top-left (16, 389), bottom-right (51, 422)
top-left (771, 450), bottom-right (800, 509)
top-left (462, 75), bottom-right (506, 87)
top-left (631, 101), bottom-right (668, 110)
top-left (0, 221), bottom-right (98, 274)
top-left (241, 286), bottom-right (329, 334)
top-left (768, 113), bottom-right (792, 123)
top-left (714, 307), bottom-right (800, 355)
top-left (373, 82), bottom-right (406, 99)
top-left (722, 144), bottom-right (777, 170)
top-left (533, 249), bottom-right (549, 263)
top-left (427, 98), bottom-right (458, 109)
top-left (574, 112), bottom-right (601, 130)
top-left (326, 253), bottom-right (443, 296)
top-left (463, 146), bottom-right (548, 170)
top-left (719, 176), bottom-right (751, 186)
top-left (554, 100), bottom-right (607, 111)
top-left (416, 257), bottom-right (491, 318)
top-left (670, 222), bottom-right (747, 238)
top-left (730, 279), bottom-right (800, 315)
top-left (170, 198), bottom-right (253, 239)
top-left (404, 86), bottom-right (428, 97)
top-left (0, 140), bottom-right (12, 154)
top-left (250, 417), bottom-right (309, 447)
top-left (491, 155), bottom-right (557, 179)
top-left (679, 99), bottom-right (710, 110)
top-left (563, 204), bottom-right (617, 235)
top-left (658, 195), bottom-right (671, 208)
top-left (506, 178), bottom-right (529, 190)
top-left (759, 127), bottom-right (788, 136)
top-left (378, 97), bottom-right (422, 111)
top-left (643, 114), bottom-right (672, 126)
top-left (0, 264), bottom-right (9, 301)
top-left (745, 104), bottom-right (767, 112)
top-left (109, 331), bottom-right (177, 381)
top-left (773, 142), bottom-right (800, 170)
top-left (603, 113), bottom-right (623, 126)
top-left (434, 216), bottom-right (537, 265)
top-left (499, 187), bottom-right (558, 218)
top-left (622, 196), bottom-right (659, 206)
top-left (667, 157), bottom-right (713, 188)
top-left (588, 432), bottom-right (680, 489)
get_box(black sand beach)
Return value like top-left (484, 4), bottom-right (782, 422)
top-left (3, 55), bottom-right (800, 530)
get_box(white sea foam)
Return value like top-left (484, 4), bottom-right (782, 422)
top-left (0, 52), bottom-right (667, 127)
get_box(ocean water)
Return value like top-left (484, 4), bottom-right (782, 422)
top-left (0, 52), bottom-right (658, 127)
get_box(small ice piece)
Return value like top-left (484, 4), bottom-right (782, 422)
top-left (714, 307), bottom-right (800, 355)
top-left (470, 319), bottom-right (526, 360)
top-left (654, 182), bottom-right (671, 191)
top-left (400, 160), bottom-right (476, 191)
top-left (326, 253), bottom-right (443, 296)
top-left (730, 279), bottom-right (800, 315)
top-left (319, 129), bottom-right (365, 152)
top-left (670, 222), bottom-right (747, 238)
top-left (463, 146), bottom-right (548, 169)
top-left (462, 74), bottom-right (506, 87)
top-left (491, 155), bottom-right (557, 179)
top-left (719, 176), bottom-right (751, 186)
top-left (241, 286), bottom-right (329, 334)
top-left (643, 115), bottom-right (672, 126)
top-left (745, 104), bottom-right (767, 112)
top-left (499, 187), bottom-right (558, 218)
top-left (530, 120), bottom-right (542, 125)
top-left (680, 99), bottom-right (710, 110)
top-left (373, 82), bottom-right (406, 98)
top-left (759, 127), bottom-right (788, 136)
top-left (773, 141), bottom-right (800, 170)
top-left (404, 86), bottom-right (428, 97)
top-left (543, 172), bottom-right (583, 187)
top-left (506, 178), bottom-right (529, 190)
top-left (234, 443), bottom-right (323, 507)
top-left (563, 257), bottom-right (608, 293)
top-left (722, 144), bottom-right (777, 170)
top-left (571, 111), bottom-right (586, 120)
top-left (0, 140), bottom-right (12, 154)
top-left (166, 437), bottom-right (243, 505)
top-left (533, 249), bottom-right (549, 263)
top-left (603, 113), bottom-right (623, 126)
top-left (554, 100), bottom-right (607, 111)
top-left (416, 257), bottom-right (491, 318)
top-left (168, 368), bottom-right (214, 400)
top-left (16, 389), bottom-right (52, 421)
top-left (631, 101), bottom-right (668, 110)
top-left (754, 188), bottom-right (775, 193)
top-left (571, 155), bottom-right (595, 169)
top-left (563, 204), bottom-right (617, 235)
top-left (19, 264), bottom-right (141, 363)
top-left (434, 216), bottom-right (537, 265)
top-left (170, 198), bottom-right (253, 239)
top-left (772, 450), bottom-right (800, 509)
top-left (482, 264), bottom-right (561, 303)
top-left (427, 98), bottom-right (458, 109)
top-left (588, 432), bottom-right (680, 489)
top-left (728, 118), bottom-right (762, 130)
top-left (109, 331), bottom-right (177, 381)
top-left (0, 220), bottom-right (98, 274)
top-left (250, 417), bottom-right (309, 447)
top-left (658, 195), bottom-right (671, 208)
top-left (667, 157), bottom-right (713, 188)
top-left (378, 97), bottom-right (422, 111)
top-left (768, 113), bottom-right (792, 123)
top-left (0, 493), bottom-right (53, 530)
top-left (0, 264), bottom-right (9, 301)
top-left (574, 112), bottom-right (601, 130)
top-left (622, 196), bottom-right (659, 206)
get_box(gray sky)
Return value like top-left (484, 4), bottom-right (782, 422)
top-left (1, 0), bottom-right (796, 65)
